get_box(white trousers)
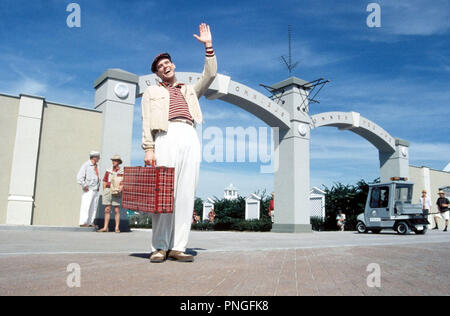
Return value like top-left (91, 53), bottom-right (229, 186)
top-left (79, 190), bottom-right (99, 225)
top-left (151, 121), bottom-right (201, 252)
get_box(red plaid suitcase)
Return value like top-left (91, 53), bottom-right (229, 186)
top-left (122, 165), bottom-right (175, 214)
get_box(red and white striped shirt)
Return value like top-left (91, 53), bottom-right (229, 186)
top-left (161, 82), bottom-right (193, 121)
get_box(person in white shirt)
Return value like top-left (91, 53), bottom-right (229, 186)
top-left (419, 189), bottom-right (432, 215)
top-left (77, 151), bottom-right (101, 227)
top-left (336, 210), bottom-right (346, 231)
top-left (419, 189), bottom-right (433, 230)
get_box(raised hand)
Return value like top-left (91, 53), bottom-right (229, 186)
top-left (193, 23), bottom-right (212, 47)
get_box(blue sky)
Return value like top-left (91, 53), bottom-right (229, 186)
top-left (1, 0), bottom-right (449, 199)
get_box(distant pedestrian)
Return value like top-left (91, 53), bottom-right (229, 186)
top-left (192, 210), bottom-right (198, 224)
top-left (419, 189), bottom-right (432, 217)
top-left (336, 210), bottom-right (346, 231)
top-left (434, 190), bottom-right (449, 232)
top-left (98, 155), bottom-right (124, 233)
top-left (77, 151), bottom-right (101, 228)
top-left (208, 207), bottom-right (216, 223)
top-left (268, 192), bottom-right (275, 223)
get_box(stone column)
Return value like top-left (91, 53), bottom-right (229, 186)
top-left (271, 77), bottom-right (312, 233)
top-left (6, 95), bottom-right (45, 225)
top-left (379, 138), bottom-right (410, 182)
top-left (94, 69), bottom-right (139, 231)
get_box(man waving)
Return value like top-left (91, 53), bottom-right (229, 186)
top-left (141, 23), bottom-right (217, 263)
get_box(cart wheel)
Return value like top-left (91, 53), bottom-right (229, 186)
top-left (357, 221), bottom-right (367, 234)
top-left (415, 226), bottom-right (428, 235)
top-left (396, 222), bottom-right (410, 235)
top-left (371, 229), bottom-right (381, 234)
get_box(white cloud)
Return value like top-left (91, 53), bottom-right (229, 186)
top-left (295, 0), bottom-right (449, 42)
top-left (380, 0), bottom-right (450, 36)
top-left (0, 52), bottom-right (93, 107)
top-left (315, 73), bottom-right (450, 136)
top-left (409, 141), bottom-right (450, 161)
top-left (217, 39), bottom-right (346, 78)
top-left (8, 78), bottom-right (47, 96)
top-left (310, 132), bottom-right (377, 161)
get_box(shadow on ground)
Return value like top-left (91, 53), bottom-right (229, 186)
top-left (129, 248), bottom-right (206, 259)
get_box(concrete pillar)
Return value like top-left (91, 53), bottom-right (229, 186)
top-left (421, 166), bottom-right (434, 229)
top-left (379, 138), bottom-right (410, 182)
top-left (6, 95), bottom-right (44, 225)
top-left (94, 69), bottom-right (139, 231)
top-left (422, 167), bottom-right (431, 195)
top-left (271, 77), bottom-right (312, 233)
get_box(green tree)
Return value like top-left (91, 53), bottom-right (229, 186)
top-left (322, 179), bottom-right (374, 231)
top-left (212, 195), bottom-right (246, 220)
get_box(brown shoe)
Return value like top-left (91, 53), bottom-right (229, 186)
top-left (96, 228), bottom-right (109, 233)
top-left (167, 250), bottom-right (194, 262)
top-left (150, 250), bottom-right (167, 263)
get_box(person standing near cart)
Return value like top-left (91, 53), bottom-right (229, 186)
top-left (336, 210), bottom-right (346, 232)
top-left (141, 23), bottom-right (217, 263)
top-left (419, 189), bottom-right (432, 224)
top-left (434, 190), bottom-right (449, 232)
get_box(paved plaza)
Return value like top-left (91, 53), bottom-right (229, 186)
top-left (0, 226), bottom-right (449, 296)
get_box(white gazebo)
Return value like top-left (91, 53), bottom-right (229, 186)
top-left (245, 193), bottom-right (261, 220)
top-left (202, 197), bottom-right (215, 221)
top-left (310, 187), bottom-right (326, 218)
top-left (224, 183), bottom-right (239, 200)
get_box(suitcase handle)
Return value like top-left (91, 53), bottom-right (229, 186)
top-left (144, 160), bottom-right (156, 167)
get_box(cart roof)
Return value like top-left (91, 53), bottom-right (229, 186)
top-left (370, 181), bottom-right (414, 187)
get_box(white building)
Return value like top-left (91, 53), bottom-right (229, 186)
top-left (245, 194), bottom-right (261, 220)
top-left (310, 187), bottom-right (326, 218)
top-left (224, 183), bottom-right (239, 200)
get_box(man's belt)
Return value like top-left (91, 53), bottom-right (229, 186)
top-left (169, 118), bottom-right (194, 126)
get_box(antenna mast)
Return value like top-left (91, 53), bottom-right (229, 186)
top-left (260, 24), bottom-right (329, 106)
top-left (281, 25), bottom-right (299, 76)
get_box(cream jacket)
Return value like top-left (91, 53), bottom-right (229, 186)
top-left (141, 55), bottom-right (217, 151)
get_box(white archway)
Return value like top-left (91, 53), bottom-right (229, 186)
top-left (311, 111), bottom-right (396, 152)
top-left (310, 111), bottom-right (409, 182)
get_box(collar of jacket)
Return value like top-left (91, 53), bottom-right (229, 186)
top-left (158, 80), bottom-right (185, 88)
